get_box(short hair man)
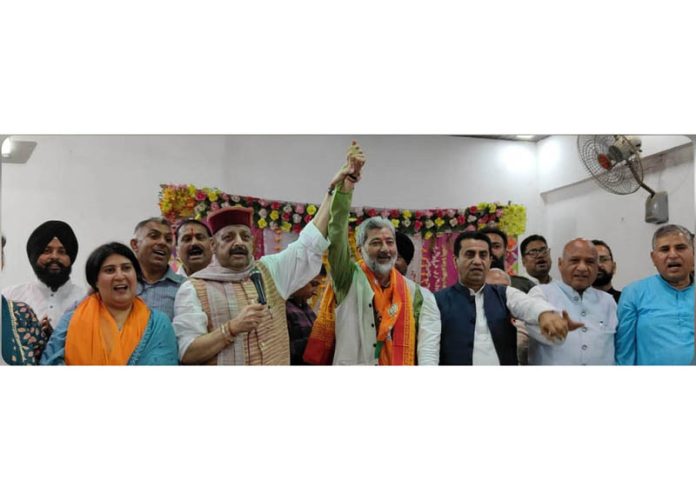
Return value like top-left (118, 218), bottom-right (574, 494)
top-left (175, 218), bottom-right (213, 277)
top-left (304, 154), bottom-right (441, 365)
top-left (172, 143), bottom-right (361, 365)
top-left (591, 239), bottom-right (621, 303)
top-left (436, 231), bottom-right (580, 365)
top-left (394, 231), bottom-right (415, 276)
top-left (616, 224), bottom-right (694, 365)
top-left (2, 220), bottom-right (85, 336)
top-left (286, 266), bottom-right (326, 365)
top-left (526, 239), bottom-right (616, 365)
top-left (481, 226), bottom-right (535, 293)
top-left (520, 234), bottom-right (553, 285)
top-left (130, 216), bottom-right (185, 320)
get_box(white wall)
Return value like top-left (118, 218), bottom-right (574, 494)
top-left (537, 141), bottom-right (694, 288)
top-left (0, 135), bottom-right (544, 289)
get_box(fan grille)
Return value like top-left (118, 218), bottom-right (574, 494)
top-left (577, 135), bottom-right (643, 195)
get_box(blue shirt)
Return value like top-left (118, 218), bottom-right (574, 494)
top-left (137, 267), bottom-right (186, 321)
top-left (615, 275), bottom-right (694, 365)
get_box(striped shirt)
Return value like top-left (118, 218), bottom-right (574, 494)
top-left (137, 267), bottom-right (185, 320)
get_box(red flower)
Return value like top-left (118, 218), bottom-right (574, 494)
top-left (304, 214), bottom-right (313, 224)
top-left (292, 224), bottom-right (302, 233)
top-left (457, 214), bottom-right (467, 225)
top-left (414, 220), bottom-right (423, 232)
top-left (390, 209), bottom-right (400, 218)
top-left (415, 210), bottom-right (424, 219)
top-left (195, 191), bottom-right (207, 201)
top-left (436, 209), bottom-right (444, 218)
top-left (469, 205), bottom-right (478, 214)
top-left (282, 212), bottom-right (291, 221)
top-left (366, 208), bottom-right (378, 217)
top-left (271, 201), bottom-right (281, 210)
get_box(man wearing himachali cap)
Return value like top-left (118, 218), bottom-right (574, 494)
top-left (172, 142), bottom-right (365, 365)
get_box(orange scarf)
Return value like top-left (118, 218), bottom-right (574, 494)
top-left (304, 263), bottom-right (416, 365)
top-left (65, 294), bottom-right (150, 365)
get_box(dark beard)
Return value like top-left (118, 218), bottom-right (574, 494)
top-left (32, 261), bottom-right (72, 292)
top-left (490, 255), bottom-right (505, 271)
top-left (593, 270), bottom-right (613, 288)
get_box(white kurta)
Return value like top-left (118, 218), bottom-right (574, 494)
top-left (469, 284), bottom-right (556, 365)
top-left (2, 280), bottom-right (85, 327)
top-left (526, 281), bottom-right (617, 365)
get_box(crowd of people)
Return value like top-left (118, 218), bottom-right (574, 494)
top-left (1, 142), bottom-right (694, 366)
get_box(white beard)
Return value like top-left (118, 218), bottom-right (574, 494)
top-left (361, 248), bottom-right (396, 277)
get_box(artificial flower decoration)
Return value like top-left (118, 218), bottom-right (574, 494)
top-left (159, 184), bottom-right (526, 236)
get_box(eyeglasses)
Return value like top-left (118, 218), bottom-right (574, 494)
top-left (524, 247), bottom-right (549, 257)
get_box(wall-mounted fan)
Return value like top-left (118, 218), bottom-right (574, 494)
top-left (576, 135), bottom-right (668, 224)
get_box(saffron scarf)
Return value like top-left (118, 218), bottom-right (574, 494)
top-left (304, 263), bottom-right (416, 365)
top-left (65, 294), bottom-right (150, 365)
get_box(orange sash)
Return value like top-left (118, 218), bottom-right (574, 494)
top-left (359, 262), bottom-right (415, 365)
top-left (65, 295), bottom-right (150, 365)
top-left (303, 263), bottom-right (416, 365)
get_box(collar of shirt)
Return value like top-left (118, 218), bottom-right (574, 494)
top-left (656, 274), bottom-right (694, 293)
top-left (137, 267), bottom-right (185, 291)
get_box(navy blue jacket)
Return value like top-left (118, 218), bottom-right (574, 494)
top-left (435, 283), bottom-right (518, 365)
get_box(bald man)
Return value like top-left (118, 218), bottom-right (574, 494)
top-left (525, 238), bottom-right (617, 365)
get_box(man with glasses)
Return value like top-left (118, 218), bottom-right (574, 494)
top-left (520, 234), bottom-right (553, 285)
top-left (591, 239), bottom-right (621, 303)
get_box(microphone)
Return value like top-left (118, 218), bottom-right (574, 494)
top-left (249, 268), bottom-right (267, 305)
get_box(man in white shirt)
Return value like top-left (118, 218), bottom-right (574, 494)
top-left (2, 220), bottom-right (85, 336)
top-left (436, 231), bottom-right (580, 365)
top-left (526, 238), bottom-right (617, 365)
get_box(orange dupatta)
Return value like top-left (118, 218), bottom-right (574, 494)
top-left (359, 262), bottom-right (416, 365)
top-left (303, 263), bottom-right (416, 365)
top-left (65, 294), bottom-right (150, 365)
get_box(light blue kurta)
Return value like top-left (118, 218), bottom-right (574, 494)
top-left (40, 305), bottom-right (179, 365)
top-left (615, 275), bottom-right (694, 365)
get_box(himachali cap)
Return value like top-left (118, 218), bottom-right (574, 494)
top-left (207, 206), bottom-right (254, 235)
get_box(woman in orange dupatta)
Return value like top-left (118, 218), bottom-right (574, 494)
top-left (41, 242), bottom-right (178, 365)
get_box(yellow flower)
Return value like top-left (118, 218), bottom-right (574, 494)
top-left (208, 191), bottom-right (219, 202)
top-left (270, 210), bottom-right (280, 221)
top-left (391, 218), bottom-right (400, 228)
top-left (402, 209), bottom-right (412, 219)
top-left (257, 218), bottom-right (268, 229)
top-left (306, 204), bottom-right (317, 216)
top-left (498, 204), bottom-right (527, 235)
top-left (434, 217), bottom-right (445, 227)
top-left (281, 221), bottom-right (292, 232)
top-left (424, 231), bottom-right (433, 240)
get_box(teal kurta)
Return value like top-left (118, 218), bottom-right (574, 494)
top-left (1, 295), bottom-right (48, 365)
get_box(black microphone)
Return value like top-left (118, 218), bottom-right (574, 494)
top-left (249, 268), bottom-right (267, 305)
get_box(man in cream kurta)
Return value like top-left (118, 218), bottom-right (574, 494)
top-left (172, 144), bottom-right (362, 365)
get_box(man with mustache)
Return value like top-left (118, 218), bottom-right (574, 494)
top-left (520, 234), bottom-right (553, 285)
top-left (436, 232), bottom-right (581, 365)
top-left (2, 220), bottom-right (85, 337)
top-left (130, 217), bottom-right (185, 320)
top-left (172, 142), bottom-right (364, 365)
top-left (526, 239), bottom-right (617, 365)
top-left (591, 239), bottom-right (621, 303)
top-left (304, 191), bottom-right (441, 366)
top-left (616, 224), bottom-right (694, 365)
top-left (175, 219), bottom-right (213, 277)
